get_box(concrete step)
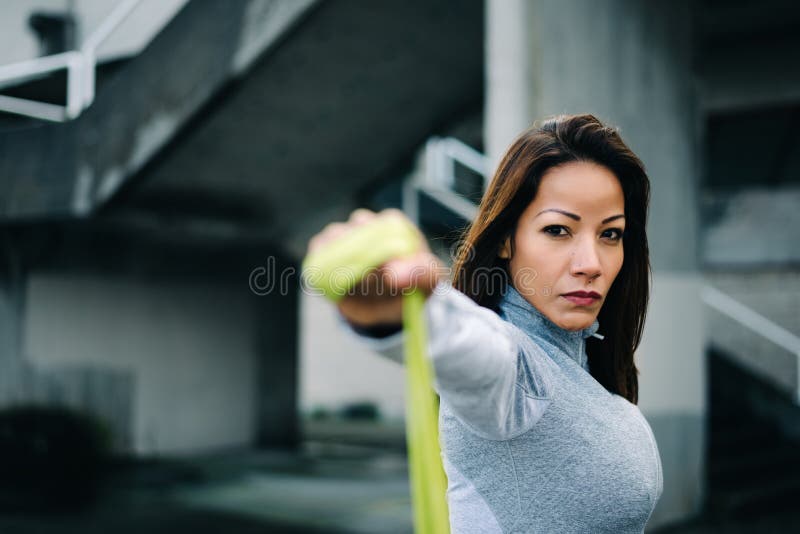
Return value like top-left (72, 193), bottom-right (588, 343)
top-left (709, 442), bottom-right (800, 486)
top-left (707, 474), bottom-right (800, 519)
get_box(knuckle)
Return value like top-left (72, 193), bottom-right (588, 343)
top-left (350, 208), bottom-right (375, 219)
top-left (322, 222), bottom-right (346, 234)
top-left (382, 207), bottom-right (405, 218)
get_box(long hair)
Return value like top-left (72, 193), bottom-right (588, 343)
top-left (452, 114), bottom-right (651, 404)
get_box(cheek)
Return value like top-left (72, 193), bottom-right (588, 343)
top-left (607, 248), bottom-right (625, 279)
top-left (511, 242), bottom-right (562, 283)
top-left (508, 242), bottom-right (542, 286)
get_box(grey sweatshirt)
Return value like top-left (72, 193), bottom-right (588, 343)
top-left (342, 282), bottom-right (663, 533)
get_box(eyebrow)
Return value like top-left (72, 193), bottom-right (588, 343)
top-left (534, 208), bottom-right (625, 224)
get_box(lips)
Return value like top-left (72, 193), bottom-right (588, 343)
top-left (561, 290), bottom-right (601, 306)
top-left (562, 291), bottom-right (601, 299)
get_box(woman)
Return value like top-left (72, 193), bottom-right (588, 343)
top-left (308, 114), bottom-right (663, 533)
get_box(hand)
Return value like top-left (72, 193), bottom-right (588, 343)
top-left (306, 208), bottom-right (445, 328)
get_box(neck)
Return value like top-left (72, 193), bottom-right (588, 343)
top-left (497, 284), bottom-right (601, 370)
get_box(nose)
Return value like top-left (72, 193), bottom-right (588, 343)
top-left (570, 237), bottom-right (602, 282)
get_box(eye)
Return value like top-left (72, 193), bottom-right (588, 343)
top-left (602, 228), bottom-right (625, 242)
top-left (542, 225), bottom-right (570, 238)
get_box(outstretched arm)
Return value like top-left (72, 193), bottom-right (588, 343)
top-left (340, 281), bottom-right (552, 440)
top-left (307, 207), bottom-right (552, 440)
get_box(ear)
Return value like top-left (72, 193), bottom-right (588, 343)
top-left (498, 236), bottom-right (511, 259)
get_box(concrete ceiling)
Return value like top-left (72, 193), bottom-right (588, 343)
top-left (695, 0), bottom-right (800, 112)
top-left (105, 0), bottom-right (484, 258)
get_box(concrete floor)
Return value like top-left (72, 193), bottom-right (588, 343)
top-left (0, 441), bottom-right (414, 534)
top-left (1, 433), bottom-right (798, 533)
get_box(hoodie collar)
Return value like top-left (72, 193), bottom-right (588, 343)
top-left (497, 284), bottom-right (601, 370)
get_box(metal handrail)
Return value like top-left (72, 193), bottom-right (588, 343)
top-left (424, 136), bottom-right (490, 190)
top-left (701, 284), bottom-right (800, 403)
top-left (0, 0), bottom-right (142, 122)
top-left (404, 136), bottom-right (489, 225)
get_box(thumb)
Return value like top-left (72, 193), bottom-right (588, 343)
top-left (382, 251), bottom-right (444, 295)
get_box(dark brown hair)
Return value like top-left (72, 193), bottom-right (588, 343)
top-left (452, 114), bottom-right (651, 404)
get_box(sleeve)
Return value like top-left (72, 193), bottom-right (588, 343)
top-left (338, 281), bottom-right (553, 440)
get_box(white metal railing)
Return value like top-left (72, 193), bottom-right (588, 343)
top-left (424, 136), bottom-right (490, 191)
top-left (0, 0), bottom-right (141, 122)
top-left (403, 136), bottom-right (489, 225)
top-left (701, 285), bottom-right (800, 404)
top-left (409, 136), bottom-right (800, 404)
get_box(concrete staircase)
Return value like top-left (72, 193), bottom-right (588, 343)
top-left (0, 0), bottom-right (485, 260)
top-left (706, 348), bottom-right (800, 521)
top-left (704, 270), bottom-right (800, 405)
top-left (0, 0), bottom-right (317, 221)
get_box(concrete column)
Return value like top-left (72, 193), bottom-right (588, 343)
top-left (255, 249), bottom-right (300, 449)
top-left (485, 0), bottom-right (537, 169)
top-left (0, 231), bottom-right (25, 405)
top-left (485, 0), bottom-right (705, 527)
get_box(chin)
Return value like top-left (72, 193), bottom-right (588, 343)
top-left (555, 310), bottom-right (597, 332)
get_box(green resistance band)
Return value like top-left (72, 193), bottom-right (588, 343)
top-left (302, 215), bottom-right (450, 534)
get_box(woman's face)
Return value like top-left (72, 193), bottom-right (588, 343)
top-left (499, 161), bottom-right (626, 331)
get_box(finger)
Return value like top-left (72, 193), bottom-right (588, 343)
top-left (348, 208), bottom-right (376, 226)
top-left (307, 222), bottom-right (350, 254)
top-left (413, 252), bottom-right (446, 293)
top-left (379, 207), bottom-right (408, 223)
top-left (382, 251), bottom-right (443, 292)
top-left (319, 222), bottom-right (348, 243)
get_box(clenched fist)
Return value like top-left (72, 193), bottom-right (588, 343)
top-left (306, 208), bottom-right (445, 328)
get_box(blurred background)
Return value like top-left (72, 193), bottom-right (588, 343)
top-left (0, 0), bottom-right (797, 532)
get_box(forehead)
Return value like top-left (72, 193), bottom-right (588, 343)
top-left (530, 161), bottom-right (624, 212)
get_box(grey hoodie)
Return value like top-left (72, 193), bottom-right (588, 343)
top-left (342, 282), bottom-right (663, 533)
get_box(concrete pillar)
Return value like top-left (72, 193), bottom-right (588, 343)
top-left (0, 231), bottom-right (25, 405)
top-left (485, 0), bottom-right (537, 169)
top-left (485, 0), bottom-right (704, 527)
top-left (254, 249), bottom-right (300, 449)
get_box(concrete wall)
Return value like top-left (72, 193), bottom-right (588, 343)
top-left (300, 291), bottom-right (406, 421)
top-left (22, 273), bottom-right (258, 455)
top-left (0, 221), bottom-right (300, 455)
top-left (486, 0), bottom-right (705, 528)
